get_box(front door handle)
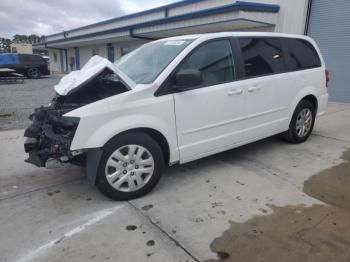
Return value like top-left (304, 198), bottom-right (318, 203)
top-left (248, 85), bottom-right (261, 93)
top-left (228, 88), bottom-right (243, 96)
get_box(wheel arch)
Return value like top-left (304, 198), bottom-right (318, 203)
top-left (289, 88), bottom-right (319, 122)
top-left (301, 94), bottom-right (318, 112)
top-left (103, 127), bottom-right (171, 165)
top-left (85, 127), bottom-right (173, 185)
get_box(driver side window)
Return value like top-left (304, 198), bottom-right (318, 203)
top-left (178, 39), bottom-right (235, 87)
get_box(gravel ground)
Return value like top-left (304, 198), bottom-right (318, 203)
top-left (0, 75), bottom-right (62, 131)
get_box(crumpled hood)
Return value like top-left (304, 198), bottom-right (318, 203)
top-left (54, 55), bottom-right (135, 96)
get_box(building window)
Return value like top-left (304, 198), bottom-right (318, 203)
top-left (53, 52), bottom-right (57, 63)
top-left (92, 48), bottom-right (100, 56)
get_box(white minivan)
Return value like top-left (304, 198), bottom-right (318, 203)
top-left (24, 32), bottom-right (329, 200)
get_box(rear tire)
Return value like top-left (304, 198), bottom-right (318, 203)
top-left (27, 68), bottom-right (41, 79)
top-left (96, 132), bottom-right (164, 200)
top-left (283, 100), bottom-right (316, 144)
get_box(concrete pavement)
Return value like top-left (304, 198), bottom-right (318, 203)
top-left (0, 103), bottom-right (350, 262)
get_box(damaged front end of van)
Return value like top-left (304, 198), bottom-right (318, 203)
top-left (24, 105), bottom-right (81, 167)
top-left (24, 56), bottom-right (133, 168)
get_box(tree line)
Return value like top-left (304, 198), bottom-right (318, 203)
top-left (0, 34), bottom-right (45, 53)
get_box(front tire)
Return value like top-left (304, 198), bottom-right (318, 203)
top-left (27, 68), bottom-right (41, 79)
top-left (96, 132), bottom-right (164, 200)
top-left (283, 100), bottom-right (316, 144)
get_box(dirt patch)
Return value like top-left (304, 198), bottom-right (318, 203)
top-left (206, 204), bottom-right (350, 262)
top-left (47, 189), bottom-right (61, 196)
top-left (126, 225), bottom-right (137, 231)
top-left (141, 204), bottom-right (154, 211)
top-left (146, 240), bottom-right (155, 246)
top-left (303, 149), bottom-right (350, 210)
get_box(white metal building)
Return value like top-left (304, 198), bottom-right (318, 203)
top-left (34, 0), bottom-right (350, 102)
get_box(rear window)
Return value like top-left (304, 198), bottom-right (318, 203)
top-left (238, 37), bottom-right (286, 78)
top-left (284, 38), bottom-right (321, 71)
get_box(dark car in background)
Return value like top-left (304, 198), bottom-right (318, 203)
top-left (0, 53), bottom-right (50, 79)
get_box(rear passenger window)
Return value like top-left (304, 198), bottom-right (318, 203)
top-left (284, 38), bottom-right (321, 71)
top-left (179, 40), bottom-right (235, 87)
top-left (20, 55), bottom-right (43, 63)
top-left (239, 37), bottom-right (286, 78)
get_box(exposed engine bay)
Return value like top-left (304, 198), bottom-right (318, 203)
top-left (24, 67), bottom-right (129, 167)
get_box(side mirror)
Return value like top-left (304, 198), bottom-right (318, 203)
top-left (173, 69), bottom-right (203, 91)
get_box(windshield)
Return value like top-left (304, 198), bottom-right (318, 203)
top-left (115, 40), bottom-right (193, 84)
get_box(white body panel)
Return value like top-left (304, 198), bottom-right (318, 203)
top-left (174, 81), bottom-right (246, 162)
top-left (65, 32), bottom-right (328, 165)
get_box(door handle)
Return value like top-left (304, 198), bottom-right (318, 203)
top-left (228, 88), bottom-right (243, 96)
top-left (248, 86), bottom-right (261, 93)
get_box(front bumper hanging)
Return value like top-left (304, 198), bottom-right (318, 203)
top-left (24, 106), bottom-right (80, 167)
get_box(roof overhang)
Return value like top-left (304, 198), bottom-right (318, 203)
top-left (132, 12), bottom-right (276, 40)
top-left (33, 1), bottom-right (279, 49)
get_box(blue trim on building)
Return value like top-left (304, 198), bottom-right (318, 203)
top-left (47, 0), bottom-right (204, 38)
top-left (41, 1), bottom-right (280, 46)
top-left (59, 49), bottom-right (64, 72)
top-left (236, 1), bottom-right (280, 11)
top-left (74, 47), bottom-right (80, 70)
top-left (64, 49), bottom-right (68, 72)
top-left (129, 2), bottom-right (279, 30)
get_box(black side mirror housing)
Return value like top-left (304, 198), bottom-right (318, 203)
top-left (173, 69), bottom-right (203, 91)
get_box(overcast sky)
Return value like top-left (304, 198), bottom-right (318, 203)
top-left (0, 0), bottom-right (178, 38)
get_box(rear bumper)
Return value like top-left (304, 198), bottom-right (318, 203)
top-left (317, 93), bottom-right (329, 117)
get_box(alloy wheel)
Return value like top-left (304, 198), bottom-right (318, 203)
top-left (296, 108), bottom-right (313, 138)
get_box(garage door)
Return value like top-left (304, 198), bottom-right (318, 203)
top-left (307, 0), bottom-right (350, 103)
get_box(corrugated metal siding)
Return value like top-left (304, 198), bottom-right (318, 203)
top-left (307, 0), bottom-right (350, 103)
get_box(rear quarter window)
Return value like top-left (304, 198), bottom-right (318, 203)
top-left (284, 38), bottom-right (321, 71)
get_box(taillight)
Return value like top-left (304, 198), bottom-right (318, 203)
top-left (325, 69), bottom-right (330, 88)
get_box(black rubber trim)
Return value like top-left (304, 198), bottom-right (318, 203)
top-left (86, 148), bottom-right (103, 184)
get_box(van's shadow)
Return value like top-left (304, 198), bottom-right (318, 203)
top-left (163, 136), bottom-right (285, 179)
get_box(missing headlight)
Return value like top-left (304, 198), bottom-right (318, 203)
top-left (24, 106), bottom-right (81, 167)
